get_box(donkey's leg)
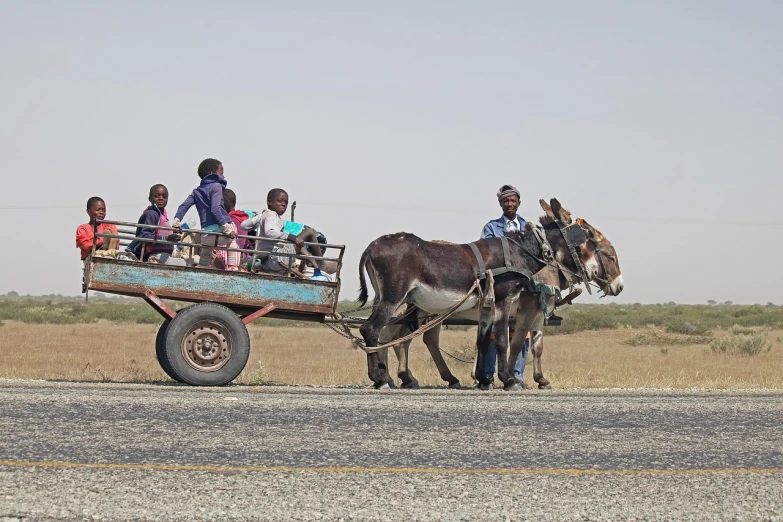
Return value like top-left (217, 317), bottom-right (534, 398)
top-left (380, 323), bottom-right (417, 388)
top-left (506, 298), bottom-right (538, 390)
top-left (360, 300), bottom-right (402, 389)
top-left (492, 299), bottom-right (515, 389)
top-left (422, 325), bottom-right (461, 389)
top-left (530, 307), bottom-right (552, 389)
top-left (377, 347), bottom-right (396, 388)
top-left (475, 306), bottom-right (495, 390)
top-left (393, 341), bottom-right (419, 389)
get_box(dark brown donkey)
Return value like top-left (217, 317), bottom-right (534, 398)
top-left (361, 198), bottom-right (624, 390)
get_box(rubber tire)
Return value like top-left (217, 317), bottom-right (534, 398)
top-left (165, 303), bottom-right (250, 386)
top-left (164, 303), bottom-right (250, 386)
top-left (155, 319), bottom-right (184, 383)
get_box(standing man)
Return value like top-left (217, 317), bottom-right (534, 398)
top-left (480, 184), bottom-right (529, 387)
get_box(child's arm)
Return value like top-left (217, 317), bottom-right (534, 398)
top-left (136, 209), bottom-right (160, 242)
top-left (209, 185), bottom-right (236, 238)
top-left (76, 224), bottom-right (95, 252)
top-left (240, 213), bottom-right (263, 231)
top-left (261, 212), bottom-right (296, 242)
top-left (173, 192), bottom-right (195, 227)
top-left (210, 185), bottom-right (231, 226)
top-left (105, 224), bottom-right (120, 250)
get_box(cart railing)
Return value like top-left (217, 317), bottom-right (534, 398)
top-left (91, 218), bottom-right (345, 279)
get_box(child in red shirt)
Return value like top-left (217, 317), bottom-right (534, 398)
top-left (75, 197), bottom-right (119, 260)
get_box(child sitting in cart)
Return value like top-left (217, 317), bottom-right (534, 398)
top-left (222, 189), bottom-right (252, 252)
top-left (125, 184), bottom-right (185, 265)
top-left (76, 196), bottom-right (123, 261)
top-left (171, 158), bottom-right (238, 269)
top-left (240, 188), bottom-right (324, 274)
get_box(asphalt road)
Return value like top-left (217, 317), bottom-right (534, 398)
top-left (0, 381), bottom-right (781, 521)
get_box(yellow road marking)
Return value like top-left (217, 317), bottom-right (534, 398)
top-left (1, 460), bottom-right (781, 476)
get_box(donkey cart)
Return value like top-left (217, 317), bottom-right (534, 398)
top-left (83, 219), bottom-right (349, 386)
top-left (83, 219), bottom-right (564, 387)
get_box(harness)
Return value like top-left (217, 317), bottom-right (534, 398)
top-left (569, 218), bottom-right (613, 292)
top-left (468, 231), bottom-right (560, 316)
top-left (467, 218), bottom-right (605, 315)
top-left (468, 236), bottom-right (535, 282)
top-left (554, 219), bottom-right (592, 295)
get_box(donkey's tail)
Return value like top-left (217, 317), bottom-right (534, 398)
top-left (358, 243), bottom-right (372, 306)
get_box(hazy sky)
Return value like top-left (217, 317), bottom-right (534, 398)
top-left (1, 1), bottom-right (781, 304)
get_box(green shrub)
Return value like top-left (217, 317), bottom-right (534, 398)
top-left (4, 296), bottom-right (783, 334)
top-left (727, 324), bottom-right (755, 336)
top-left (665, 321), bottom-right (711, 336)
top-left (708, 333), bottom-right (770, 356)
top-left (622, 331), bottom-right (710, 347)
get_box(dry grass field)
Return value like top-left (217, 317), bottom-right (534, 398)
top-left (1, 321), bottom-right (781, 389)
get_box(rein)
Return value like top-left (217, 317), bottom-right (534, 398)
top-left (554, 219), bottom-right (592, 295)
top-left (354, 279), bottom-right (482, 354)
top-left (573, 219), bottom-right (614, 292)
top-left (589, 240), bottom-right (612, 290)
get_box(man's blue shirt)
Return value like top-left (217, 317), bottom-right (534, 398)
top-left (481, 215), bottom-right (527, 239)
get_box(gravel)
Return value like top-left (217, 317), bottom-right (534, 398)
top-left (1, 381), bottom-right (781, 521)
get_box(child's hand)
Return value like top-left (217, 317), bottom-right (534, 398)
top-left (293, 236), bottom-right (305, 249)
top-left (221, 222), bottom-right (238, 239)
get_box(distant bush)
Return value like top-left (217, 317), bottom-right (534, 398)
top-left (622, 331), bottom-right (710, 347)
top-left (709, 333), bottom-right (770, 356)
top-left (665, 321), bottom-right (711, 336)
top-left (727, 324), bottom-right (755, 336)
top-left (545, 303), bottom-right (783, 336)
top-left (0, 296), bottom-right (180, 325)
top-left (4, 297), bottom-right (783, 335)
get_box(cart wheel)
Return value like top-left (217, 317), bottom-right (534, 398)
top-left (155, 319), bottom-right (184, 383)
top-left (164, 303), bottom-right (250, 386)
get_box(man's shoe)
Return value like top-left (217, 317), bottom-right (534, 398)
top-left (545, 313), bottom-right (563, 326)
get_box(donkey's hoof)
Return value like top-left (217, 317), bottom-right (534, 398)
top-left (376, 383), bottom-right (391, 390)
top-left (448, 381), bottom-right (462, 390)
top-left (538, 383), bottom-right (553, 390)
top-left (504, 383), bottom-right (523, 391)
top-left (477, 383), bottom-right (492, 391)
top-left (401, 380), bottom-right (420, 390)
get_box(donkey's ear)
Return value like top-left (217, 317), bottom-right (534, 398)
top-left (577, 218), bottom-right (595, 240)
top-left (539, 199), bottom-right (556, 219)
top-left (550, 198), bottom-right (572, 224)
top-left (579, 219), bottom-right (604, 242)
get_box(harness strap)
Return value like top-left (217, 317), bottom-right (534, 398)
top-left (556, 220), bottom-right (592, 295)
top-left (468, 242), bottom-right (487, 280)
top-left (489, 266), bottom-right (534, 279)
top-left (469, 236), bottom-right (535, 281)
top-left (532, 226), bottom-right (555, 263)
top-left (501, 236), bottom-right (513, 270)
top-left (358, 279), bottom-right (482, 354)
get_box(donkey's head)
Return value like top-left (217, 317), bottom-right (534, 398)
top-left (540, 198), bottom-right (624, 297)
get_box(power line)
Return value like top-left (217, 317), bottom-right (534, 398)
top-left (0, 202), bottom-right (780, 227)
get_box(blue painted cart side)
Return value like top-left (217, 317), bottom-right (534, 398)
top-left (87, 258), bottom-right (340, 317)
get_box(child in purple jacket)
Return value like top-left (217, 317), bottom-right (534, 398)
top-left (126, 184), bottom-right (182, 262)
top-left (173, 158), bottom-right (237, 267)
